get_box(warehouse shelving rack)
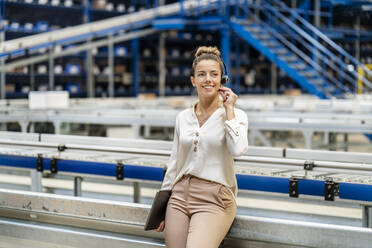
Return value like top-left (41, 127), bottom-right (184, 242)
top-left (0, 0), bottom-right (371, 99)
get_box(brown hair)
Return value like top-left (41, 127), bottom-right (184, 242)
top-left (191, 46), bottom-right (224, 77)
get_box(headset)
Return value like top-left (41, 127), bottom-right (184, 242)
top-left (221, 59), bottom-right (229, 85)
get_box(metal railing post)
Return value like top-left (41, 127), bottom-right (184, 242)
top-left (74, 176), bottom-right (83, 197)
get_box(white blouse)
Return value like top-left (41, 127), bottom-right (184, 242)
top-left (161, 103), bottom-right (249, 197)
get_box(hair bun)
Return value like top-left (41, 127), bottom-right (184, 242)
top-left (194, 46), bottom-right (221, 58)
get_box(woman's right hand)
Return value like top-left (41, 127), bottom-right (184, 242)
top-left (155, 220), bottom-right (165, 232)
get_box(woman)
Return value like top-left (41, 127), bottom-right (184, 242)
top-left (156, 46), bottom-right (248, 248)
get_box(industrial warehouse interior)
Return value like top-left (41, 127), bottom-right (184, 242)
top-left (0, 0), bottom-right (372, 247)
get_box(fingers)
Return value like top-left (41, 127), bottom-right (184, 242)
top-left (155, 221), bottom-right (165, 232)
top-left (218, 89), bottom-right (227, 102)
top-left (219, 87), bottom-right (237, 104)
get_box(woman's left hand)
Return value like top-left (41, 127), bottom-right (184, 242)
top-left (218, 86), bottom-right (237, 109)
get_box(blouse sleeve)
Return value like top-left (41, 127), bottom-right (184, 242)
top-left (224, 109), bottom-right (249, 157)
top-left (161, 115), bottom-right (179, 191)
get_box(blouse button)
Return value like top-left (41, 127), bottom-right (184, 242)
top-left (194, 140), bottom-right (198, 145)
top-left (195, 132), bottom-right (199, 137)
top-left (194, 147), bottom-right (198, 152)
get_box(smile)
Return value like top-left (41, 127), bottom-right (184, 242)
top-left (202, 85), bottom-right (215, 89)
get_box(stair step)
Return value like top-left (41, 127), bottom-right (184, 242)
top-left (299, 69), bottom-right (318, 77)
top-left (272, 47), bottom-right (289, 55)
top-left (253, 33), bottom-right (271, 39)
top-left (290, 62), bottom-right (307, 70)
top-left (308, 78), bottom-right (324, 85)
top-left (278, 54), bottom-right (298, 62)
top-left (261, 40), bottom-right (279, 47)
top-left (244, 25), bottom-right (261, 33)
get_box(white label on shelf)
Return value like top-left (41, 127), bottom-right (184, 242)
top-left (28, 91), bottom-right (70, 109)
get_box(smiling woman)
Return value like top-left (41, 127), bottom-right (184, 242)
top-left (155, 46), bottom-right (249, 248)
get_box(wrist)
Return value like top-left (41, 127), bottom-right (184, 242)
top-left (224, 105), bottom-right (234, 112)
top-left (225, 106), bottom-right (235, 120)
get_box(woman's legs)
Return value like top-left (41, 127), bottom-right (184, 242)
top-left (164, 204), bottom-right (189, 248)
top-left (164, 175), bottom-right (236, 248)
top-left (186, 207), bottom-right (236, 248)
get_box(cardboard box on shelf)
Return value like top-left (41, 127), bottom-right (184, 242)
top-left (122, 72), bottom-right (132, 85)
top-left (93, 0), bottom-right (106, 9)
top-left (114, 65), bottom-right (126, 74)
top-left (284, 89), bottom-right (302, 96)
top-left (169, 97), bottom-right (187, 108)
top-left (137, 93), bottom-right (157, 99)
top-left (6, 84), bottom-right (15, 93)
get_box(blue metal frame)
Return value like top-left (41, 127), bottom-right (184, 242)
top-left (2, 154), bottom-right (372, 202)
top-left (2, 0), bottom-right (371, 99)
top-left (230, 21), bottom-right (327, 99)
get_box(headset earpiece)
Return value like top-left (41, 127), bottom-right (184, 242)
top-left (221, 75), bottom-right (229, 84)
top-left (221, 59), bottom-right (228, 84)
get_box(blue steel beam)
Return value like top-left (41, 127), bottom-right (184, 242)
top-left (1, 154), bottom-right (372, 202)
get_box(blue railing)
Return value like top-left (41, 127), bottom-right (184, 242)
top-left (230, 0), bottom-right (372, 95)
top-left (266, 0), bottom-right (372, 93)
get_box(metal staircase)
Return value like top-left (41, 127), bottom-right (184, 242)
top-left (230, 0), bottom-right (372, 99)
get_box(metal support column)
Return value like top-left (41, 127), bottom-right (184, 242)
top-left (30, 170), bottom-right (42, 192)
top-left (0, 34), bottom-right (5, 99)
top-left (255, 0), bottom-right (260, 16)
top-left (271, 62), bottom-right (277, 94)
top-left (19, 121), bottom-right (28, 133)
top-left (82, 0), bottom-right (90, 24)
top-left (303, 130), bottom-right (313, 149)
top-left (343, 133), bottom-right (348, 152)
top-left (0, 0), bottom-right (5, 99)
top-left (30, 63), bottom-right (35, 91)
top-left (362, 205), bottom-right (372, 228)
top-left (131, 38), bottom-right (139, 97)
top-left (158, 32), bottom-right (166, 97)
top-left (108, 34), bottom-right (114, 97)
top-left (314, 0), bottom-right (320, 27)
top-left (329, 133), bottom-right (336, 151)
top-left (250, 129), bottom-right (271, 147)
top-left (144, 125), bottom-right (151, 138)
top-left (291, 0), bottom-right (297, 9)
top-left (133, 181), bottom-right (141, 203)
top-left (74, 176), bottom-right (83, 197)
top-left (0, 56), bottom-right (4, 99)
top-left (323, 131), bottom-right (329, 146)
top-left (86, 40), bottom-right (94, 98)
top-left (354, 15), bottom-right (360, 61)
top-left (48, 48), bottom-right (55, 91)
top-left (53, 121), bottom-right (61, 134)
top-left (83, 0), bottom-right (93, 97)
top-left (132, 124), bottom-right (141, 139)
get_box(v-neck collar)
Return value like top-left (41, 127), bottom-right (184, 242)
top-left (192, 102), bottom-right (223, 129)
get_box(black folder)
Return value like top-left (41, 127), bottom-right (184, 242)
top-left (144, 190), bottom-right (172, 231)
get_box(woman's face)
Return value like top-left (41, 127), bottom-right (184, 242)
top-left (191, 59), bottom-right (222, 100)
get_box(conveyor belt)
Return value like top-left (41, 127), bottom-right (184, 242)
top-left (0, 132), bottom-right (372, 202)
top-left (1, 106), bottom-right (371, 150)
